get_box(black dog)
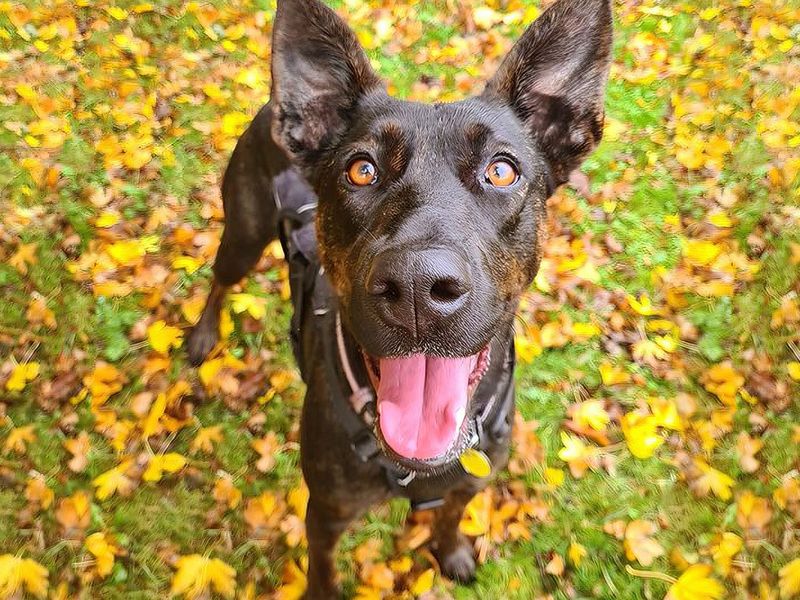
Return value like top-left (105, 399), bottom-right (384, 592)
top-left (187, 0), bottom-right (612, 596)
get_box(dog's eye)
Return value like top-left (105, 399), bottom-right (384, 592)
top-left (485, 159), bottom-right (519, 188)
top-left (346, 158), bottom-right (378, 186)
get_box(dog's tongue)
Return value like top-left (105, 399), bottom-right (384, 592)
top-left (377, 354), bottom-right (476, 460)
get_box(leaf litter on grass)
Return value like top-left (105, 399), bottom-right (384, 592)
top-left (1, 0), bottom-right (799, 598)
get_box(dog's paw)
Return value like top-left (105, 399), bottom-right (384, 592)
top-left (438, 543), bottom-right (476, 583)
top-left (186, 323), bottom-right (218, 367)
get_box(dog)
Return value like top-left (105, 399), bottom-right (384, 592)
top-left (187, 0), bottom-right (612, 596)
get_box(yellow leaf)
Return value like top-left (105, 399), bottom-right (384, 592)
top-left (95, 211), bottom-right (120, 228)
top-left (92, 460), bottom-right (134, 500)
top-left (26, 296), bottom-right (56, 329)
top-left (106, 240), bottom-right (145, 266)
top-left (212, 474), bottom-right (242, 509)
top-left (221, 112), bottom-right (250, 138)
top-left (199, 358), bottom-right (223, 387)
top-left (191, 426), bottom-right (223, 454)
top-left (627, 293), bottom-right (663, 316)
top-left (6, 362), bottom-right (40, 391)
top-left (780, 558), bottom-right (800, 599)
top-left (141, 392), bottom-right (166, 439)
top-left (181, 296), bottom-right (206, 325)
top-left (229, 293), bottom-right (267, 320)
top-left (93, 281), bottom-right (133, 297)
top-left (275, 560), bottom-right (307, 600)
top-left (9, 242), bottom-right (38, 274)
top-left (570, 322), bottom-right (601, 339)
top-left (219, 309), bottom-right (234, 339)
top-left (573, 400), bottom-right (610, 431)
top-left (558, 431), bottom-right (595, 477)
top-left (514, 330), bottom-right (542, 363)
top-left (24, 474), bottom-right (54, 510)
top-left (269, 370), bottom-right (296, 393)
top-left (83, 362), bottom-right (124, 405)
top-left (683, 239), bottom-right (721, 267)
top-left (410, 568), bottom-right (435, 596)
top-left (703, 362), bottom-right (744, 407)
top-left (146, 320), bottom-right (184, 355)
top-left (3, 425), bottom-right (36, 454)
top-left (0, 555), bottom-right (48, 599)
top-left (85, 532), bottom-right (117, 577)
top-left (693, 459), bottom-right (735, 500)
top-left (172, 255), bottom-right (204, 274)
top-left (599, 361), bottom-right (631, 386)
top-left (287, 484), bottom-right (309, 520)
top-left (788, 362), bottom-right (800, 382)
top-left (459, 489), bottom-right (491, 536)
top-left (711, 532), bottom-right (742, 577)
top-left (459, 448), bottom-right (492, 478)
top-left (545, 467), bottom-right (565, 487)
top-left (568, 542), bottom-right (587, 567)
top-left (170, 555), bottom-right (236, 599)
top-left (708, 212), bottom-right (733, 228)
top-left (621, 413), bottom-right (664, 459)
top-left (666, 564), bottom-right (724, 600)
top-left (143, 453), bottom-right (186, 482)
top-left (647, 397), bottom-right (683, 431)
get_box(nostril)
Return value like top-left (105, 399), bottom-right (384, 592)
top-left (430, 278), bottom-right (467, 303)
top-left (369, 278), bottom-right (401, 302)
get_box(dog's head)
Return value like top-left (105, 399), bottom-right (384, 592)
top-left (270, 0), bottom-right (612, 467)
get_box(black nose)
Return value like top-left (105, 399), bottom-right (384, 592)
top-left (366, 248), bottom-right (472, 337)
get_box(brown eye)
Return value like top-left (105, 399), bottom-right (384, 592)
top-left (346, 158), bottom-right (378, 186)
top-left (485, 159), bottom-right (519, 187)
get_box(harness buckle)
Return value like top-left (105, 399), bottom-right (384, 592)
top-left (350, 430), bottom-right (381, 463)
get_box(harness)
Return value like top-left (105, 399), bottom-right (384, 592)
top-left (277, 186), bottom-right (516, 511)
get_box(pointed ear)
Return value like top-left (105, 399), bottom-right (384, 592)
top-left (482, 0), bottom-right (613, 187)
top-left (270, 0), bottom-right (383, 163)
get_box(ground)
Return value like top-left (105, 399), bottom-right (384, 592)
top-left (1, 0), bottom-right (799, 599)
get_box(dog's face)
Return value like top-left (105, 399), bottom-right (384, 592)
top-left (271, 0), bottom-right (612, 466)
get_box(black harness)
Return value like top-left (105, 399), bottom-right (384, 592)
top-left (277, 192), bottom-right (515, 511)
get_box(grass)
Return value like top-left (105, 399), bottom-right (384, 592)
top-left (1, 0), bottom-right (799, 598)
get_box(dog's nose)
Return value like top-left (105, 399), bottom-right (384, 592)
top-left (366, 248), bottom-right (471, 337)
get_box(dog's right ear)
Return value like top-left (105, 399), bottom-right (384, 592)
top-left (482, 0), bottom-right (612, 187)
top-left (270, 0), bottom-right (382, 165)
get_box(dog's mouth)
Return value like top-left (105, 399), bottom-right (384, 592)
top-left (362, 346), bottom-right (490, 463)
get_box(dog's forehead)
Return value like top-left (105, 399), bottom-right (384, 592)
top-left (358, 95), bottom-right (530, 151)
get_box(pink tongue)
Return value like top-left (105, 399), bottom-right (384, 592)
top-left (377, 354), bottom-right (477, 460)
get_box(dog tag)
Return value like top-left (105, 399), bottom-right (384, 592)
top-left (459, 449), bottom-right (492, 478)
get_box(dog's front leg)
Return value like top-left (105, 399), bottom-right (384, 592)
top-left (304, 497), bottom-right (361, 600)
top-left (431, 486), bottom-right (481, 583)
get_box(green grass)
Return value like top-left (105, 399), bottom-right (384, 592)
top-left (1, 0), bottom-right (799, 598)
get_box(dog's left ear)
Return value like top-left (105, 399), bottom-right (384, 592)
top-left (270, 0), bottom-right (383, 166)
top-left (483, 0), bottom-right (613, 187)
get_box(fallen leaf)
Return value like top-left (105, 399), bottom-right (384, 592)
top-left (92, 460), bottom-right (135, 500)
top-left (0, 555), bottom-right (48, 598)
top-left (624, 520), bottom-right (665, 566)
top-left (665, 564), bottom-right (724, 600)
top-left (146, 320), bottom-right (184, 355)
top-left (85, 532), bottom-right (119, 578)
top-left (142, 452), bottom-right (187, 482)
top-left (780, 558), bottom-right (800, 599)
top-left (5, 362), bottom-right (40, 392)
top-left (170, 555), bottom-right (236, 599)
top-left (64, 431), bottom-right (91, 472)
